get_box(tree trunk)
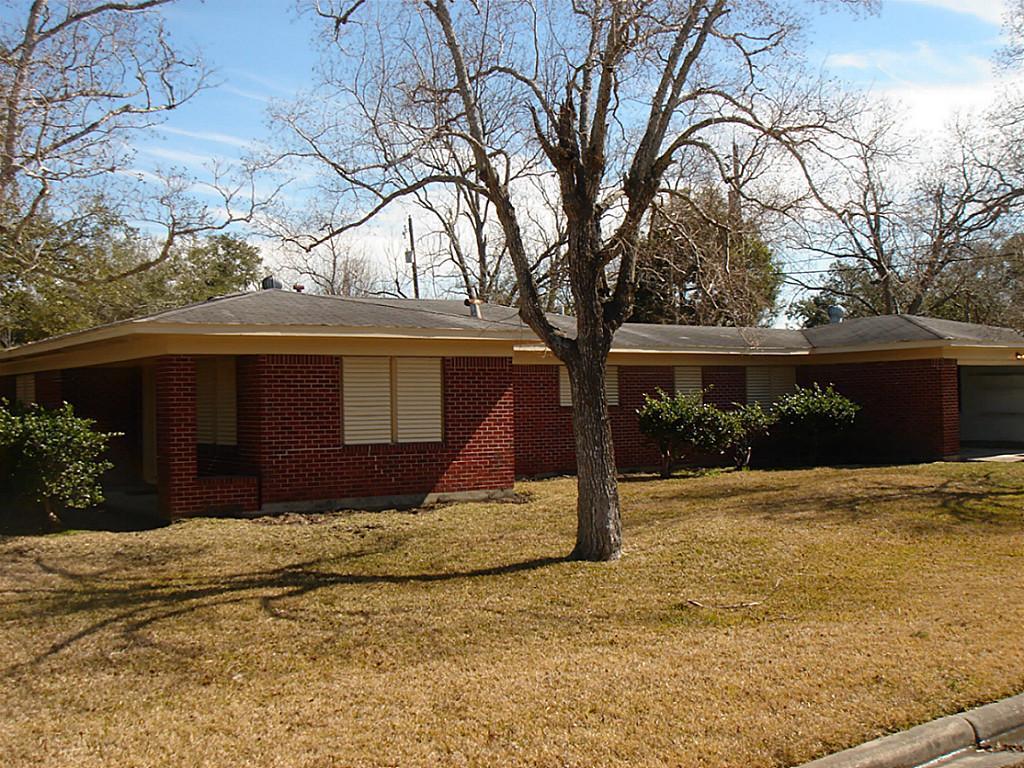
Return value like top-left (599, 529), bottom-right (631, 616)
top-left (566, 355), bottom-right (622, 561)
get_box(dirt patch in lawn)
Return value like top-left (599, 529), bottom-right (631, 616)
top-left (1, 463), bottom-right (1022, 768)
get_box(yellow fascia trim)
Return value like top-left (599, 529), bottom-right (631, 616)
top-left (0, 332), bottom-right (517, 375)
top-left (0, 321), bottom-right (530, 360)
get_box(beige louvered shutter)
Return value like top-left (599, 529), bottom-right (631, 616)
top-left (343, 356), bottom-right (393, 444)
top-left (605, 366), bottom-right (619, 405)
top-left (770, 366), bottom-right (796, 401)
top-left (195, 359), bottom-right (218, 443)
top-left (395, 357), bottom-right (443, 443)
top-left (558, 366), bottom-right (572, 406)
top-left (15, 374), bottom-right (35, 406)
top-left (674, 366), bottom-right (702, 398)
top-left (746, 367), bottom-right (773, 406)
top-left (214, 357), bottom-right (237, 446)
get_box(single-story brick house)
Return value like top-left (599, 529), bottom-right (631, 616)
top-left (2, 288), bottom-right (1023, 518)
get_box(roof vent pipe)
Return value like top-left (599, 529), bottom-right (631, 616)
top-left (261, 275), bottom-right (283, 290)
top-left (464, 291), bottom-right (484, 320)
top-left (828, 305), bottom-right (846, 324)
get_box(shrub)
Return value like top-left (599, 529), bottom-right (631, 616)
top-left (0, 399), bottom-right (119, 525)
top-left (724, 402), bottom-right (776, 470)
top-left (637, 390), bottom-right (735, 477)
top-left (772, 383), bottom-right (860, 465)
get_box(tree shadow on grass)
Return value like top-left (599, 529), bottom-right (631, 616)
top-left (632, 469), bottom-right (1024, 532)
top-left (2, 546), bottom-right (569, 674)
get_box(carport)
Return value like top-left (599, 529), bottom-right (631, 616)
top-left (959, 366), bottom-right (1024, 447)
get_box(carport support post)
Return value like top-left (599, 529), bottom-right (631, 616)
top-left (154, 356), bottom-right (198, 519)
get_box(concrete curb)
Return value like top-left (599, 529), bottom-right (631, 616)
top-left (795, 693), bottom-right (1024, 768)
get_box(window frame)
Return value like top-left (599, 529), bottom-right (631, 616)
top-left (341, 356), bottom-right (445, 446)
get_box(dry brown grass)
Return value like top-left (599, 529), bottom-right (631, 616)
top-left (2, 463), bottom-right (1023, 768)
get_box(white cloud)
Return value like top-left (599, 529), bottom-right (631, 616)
top-left (893, 0), bottom-right (1006, 26)
top-left (139, 146), bottom-right (225, 169)
top-left (159, 126), bottom-right (255, 149)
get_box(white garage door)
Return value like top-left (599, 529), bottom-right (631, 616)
top-left (960, 366), bottom-right (1024, 445)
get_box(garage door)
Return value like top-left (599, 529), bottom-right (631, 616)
top-left (960, 366), bottom-right (1024, 445)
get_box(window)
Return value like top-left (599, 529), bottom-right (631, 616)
top-left (342, 356), bottom-right (443, 445)
top-left (674, 366), bottom-right (702, 398)
top-left (196, 357), bottom-right (237, 445)
top-left (558, 365), bottom-right (619, 406)
top-left (746, 366), bottom-right (796, 406)
top-left (14, 374), bottom-right (35, 406)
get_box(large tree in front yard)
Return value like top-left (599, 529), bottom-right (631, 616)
top-left (280, 0), bottom-right (874, 560)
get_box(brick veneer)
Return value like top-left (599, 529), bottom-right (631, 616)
top-left (155, 356), bottom-right (259, 517)
top-left (231, 354), bottom-right (514, 509)
top-left (797, 358), bottom-right (960, 460)
top-left (513, 365), bottom-right (671, 476)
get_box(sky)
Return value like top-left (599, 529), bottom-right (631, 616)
top-left (47, 1), bottom-right (1024, 302)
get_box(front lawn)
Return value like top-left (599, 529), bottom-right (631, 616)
top-left (2, 464), bottom-right (1023, 767)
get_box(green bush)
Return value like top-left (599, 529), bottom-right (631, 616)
top-left (0, 399), bottom-right (119, 525)
top-left (637, 390), bottom-right (735, 477)
top-left (724, 402), bottom-right (776, 470)
top-left (773, 383), bottom-right (860, 465)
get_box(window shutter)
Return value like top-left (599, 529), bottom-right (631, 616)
top-left (605, 365), bottom-right (619, 406)
top-left (342, 356), bottom-right (393, 444)
top-left (747, 366), bottom-right (796, 406)
top-left (214, 357), bottom-right (237, 446)
top-left (195, 359), bottom-right (218, 443)
top-left (674, 366), bottom-right (702, 398)
top-left (558, 366), bottom-right (571, 406)
top-left (14, 374), bottom-right (35, 406)
top-left (560, 365), bottom-right (618, 405)
top-left (770, 366), bottom-right (796, 400)
top-left (395, 357), bottom-right (443, 443)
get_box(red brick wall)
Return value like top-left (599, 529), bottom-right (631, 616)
top-left (703, 366), bottom-right (746, 410)
top-left (797, 358), bottom-right (960, 460)
top-left (513, 364), bottom-right (671, 476)
top-left (244, 355), bottom-right (514, 506)
top-left (155, 356), bottom-right (259, 517)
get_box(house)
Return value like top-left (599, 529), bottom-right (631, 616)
top-left (1, 287), bottom-right (1023, 518)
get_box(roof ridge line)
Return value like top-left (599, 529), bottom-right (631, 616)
top-left (899, 313), bottom-right (947, 340)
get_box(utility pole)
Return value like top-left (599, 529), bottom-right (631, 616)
top-left (405, 216), bottom-right (420, 299)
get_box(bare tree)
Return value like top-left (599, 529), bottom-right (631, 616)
top-left (790, 113), bottom-right (1024, 316)
top-left (0, 0), bottom-right (266, 292)
top-left (280, 0), bottom-right (874, 561)
top-left (280, 236), bottom-right (385, 296)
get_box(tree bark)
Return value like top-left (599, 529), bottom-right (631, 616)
top-left (566, 355), bottom-right (622, 561)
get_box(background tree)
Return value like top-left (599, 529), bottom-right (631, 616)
top-left (791, 235), bottom-right (1024, 331)
top-left (279, 0), bottom-right (874, 561)
top-left (0, 224), bottom-right (261, 346)
top-left (279, 236), bottom-right (386, 297)
top-left (0, 0), bottom-right (266, 307)
top-left (631, 185), bottom-right (782, 326)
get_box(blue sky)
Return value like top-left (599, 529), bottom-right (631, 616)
top-left (14, 0), bottom-right (1016, 298)
top-left (140, 0), bottom-right (1010, 175)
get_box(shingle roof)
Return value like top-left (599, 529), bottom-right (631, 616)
top-left (141, 291), bottom-right (527, 332)
top-left (4, 289), bottom-right (1023, 355)
top-left (137, 291), bottom-right (1024, 349)
top-left (801, 314), bottom-right (1024, 348)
